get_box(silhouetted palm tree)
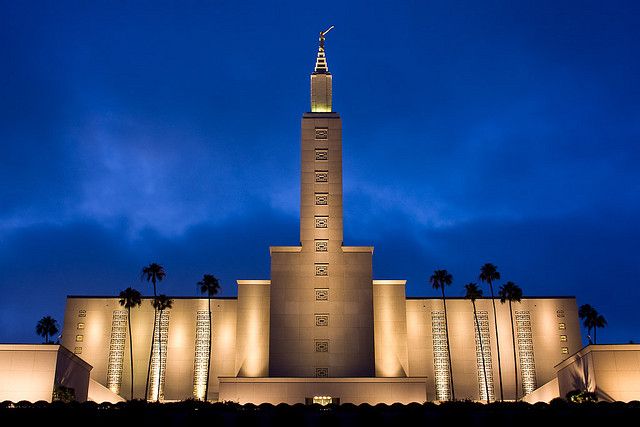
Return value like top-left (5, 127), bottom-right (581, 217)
top-left (151, 294), bottom-right (173, 402)
top-left (499, 281), bottom-right (523, 401)
top-left (429, 269), bottom-right (455, 401)
top-left (36, 316), bottom-right (59, 344)
top-left (479, 262), bottom-right (504, 401)
top-left (141, 263), bottom-right (166, 400)
top-left (593, 314), bottom-right (607, 344)
top-left (119, 287), bottom-right (142, 400)
top-left (465, 283), bottom-right (490, 404)
top-left (578, 304), bottom-right (596, 344)
top-left (197, 274), bottom-right (221, 401)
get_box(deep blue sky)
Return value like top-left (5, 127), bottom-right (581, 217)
top-left (1, 1), bottom-right (639, 345)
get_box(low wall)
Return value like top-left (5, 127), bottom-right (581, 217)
top-left (219, 377), bottom-right (428, 404)
top-left (0, 344), bottom-right (92, 403)
top-left (556, 344), bottom-right (640, 402)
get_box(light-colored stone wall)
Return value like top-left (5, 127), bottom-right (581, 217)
top-left (300, 114), bottom-right (343, 246)
top-left (0, 344), bottom-right (91, 403)
top-left (269, 248), bottom-right (375, 377)
top-left (235, 280), bottom-right (270, 377)
top-left (556, 344), bottom-right (640, 402)
top-left (373, 280), bottom-right (409, 377)
top-left (62, 297), bottom-right (237, 401)
top-left (219, 377), bottom-right (427, 405)
top-left (310, 73), bottom-right (332, 112)
top-left (406, 297), bottom-right (580, 401)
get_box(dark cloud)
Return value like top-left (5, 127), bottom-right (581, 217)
top-left (1, 1), bottom-right (639, 345)
top-left (0, 207), bottom-right (297, 343)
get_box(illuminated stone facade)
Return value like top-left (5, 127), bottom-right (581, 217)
top-left (61, 35), bottom-right (582, 404)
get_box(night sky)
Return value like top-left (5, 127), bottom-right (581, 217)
top-left (1, 1), bottom-right (639, 345)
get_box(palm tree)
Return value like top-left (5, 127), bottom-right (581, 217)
top-left (465, 283), bottom-right (490, 404)
top-left (498, 281), bottom-right (523, 401)
top-left (151, 294), bottom-right (173, 402)
top-left (593, 313), bottom-right (607, 344)
top-left (141, 262), bottom-right (166, 400)
top-left (429, 269), bottom-right (455, 401)
top-left (119, 287), bottom-right (142, 400)
top-left (578, 304), bottom-right (596, 344)
top-left (197, 274), bottom-right (221, 401)
top-left (36, 316), bottom-right (59, 344)
top-left (479, 262), bottom-right (504, 401)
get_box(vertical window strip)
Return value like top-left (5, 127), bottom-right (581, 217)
top-left (431, 311), bottom-right (451, 401)
top-left (474, 311), bottom-right (495, 402)
top-left (107, 310), bottom-right (127, 394)
top-left (149, 311), bottom-right (170, 401)
top-left (193, 310), bottom-right (210, 400)
top-left (516, 311), bottom-right (537, 395)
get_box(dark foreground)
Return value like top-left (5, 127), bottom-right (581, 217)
top-left (1, 400), bottom-right (639, 426)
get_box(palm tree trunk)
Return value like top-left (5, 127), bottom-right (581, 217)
top-left (594, 325), bottom-right (597, 345)
top-left (441, 288), bottom-right (455, 401)
top-left (509, 301), bottom-right (518, 401)
top-left (157, 309), bottom-right (163, 402)
top-left (205, 297), bottom-right (212, 401)
top-left (488, 281), bottom-right (504, 401)
top-left (128, 307), bottom-right (134, 400)
top-left (145, 307), bottom-right (157, 401)
top-left (145, 281), bottom-right (158, 401)
top-left (474, 301), bottom-right (490, 404)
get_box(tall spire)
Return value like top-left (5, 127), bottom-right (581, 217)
top-left (314, 26), bottom-right (333, 73)
top-left (310, 26), bottom-right (334, 112)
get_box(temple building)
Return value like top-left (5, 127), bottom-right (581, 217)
top-left (61, 31), bottom-right (582, 404)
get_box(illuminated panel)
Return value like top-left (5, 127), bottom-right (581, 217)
top-left (193, 310), bottom-right (210, 400)
top-left (313, 396), bottom-right (333, 405)
top-left (149, 311), bottom-right (170, 401)
top-left (515, 311), bottom-right (537, 395)
top-left (431, 311), bottom-right (451, 401)
top-left (106, 310), bottom-right (127, 394)
top-left (474, 310), bottom-right (495, 402)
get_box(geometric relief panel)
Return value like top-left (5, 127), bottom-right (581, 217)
top-left (431, 311), bottom-right (451, 401)
top-left (315, 367), bottom-right (329, 377)
top-left (315, 288), bottom-right (329, 301)
top-left (315, 240), bottom-right (328, 252)
top-left (315, 149), bottom-right (328, 161)
top-left (315, 314), bottom-right (329, 327)
top-left (516, 311), bottom-right (537, 396)
top-left (315, 171), bottom-right (329, 182)
top-left (315, 193), bottom-right (328, 205)
top-left (315, 128), bottom-right (328, 140)
top-left (192, 310), bottom-right (210, 400)
top-left (315, 340), bottom-right (329, 352)
top-left (474, 311), bottom-right (495, 402)
top-left (315, 263), bottom-right (328, 276)
top-left (314, 216), bottom-right (328, 228)
top-left (106, 310), bottom-right (127, 395)
top-left (149, 311), bottom-right (170, 402)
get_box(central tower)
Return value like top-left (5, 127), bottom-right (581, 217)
top-left (268, 29), bottom-right (375, 378)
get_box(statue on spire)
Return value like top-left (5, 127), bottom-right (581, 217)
top-left (319, 25), bottom-right (334, 50)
